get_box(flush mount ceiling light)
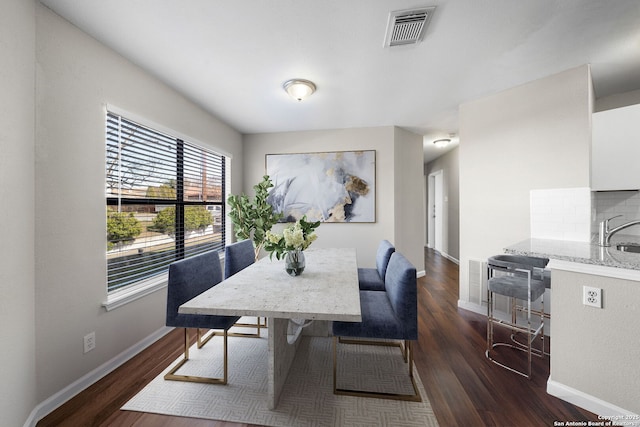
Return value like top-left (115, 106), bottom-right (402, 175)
top-left (283, 79), bottom-right (316, 101)
top-left (433, 138), bottom-right (451, 148)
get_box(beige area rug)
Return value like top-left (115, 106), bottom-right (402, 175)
top-left (122, 326), bottom-right (438, 427)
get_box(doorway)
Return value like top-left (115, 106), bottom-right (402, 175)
top-left (427, 170), bottom-right (444, 253)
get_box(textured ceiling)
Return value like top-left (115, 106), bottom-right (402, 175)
top-left (40, 0), bottom-right (640, 162)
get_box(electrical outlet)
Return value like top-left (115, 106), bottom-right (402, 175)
top-left (583, 286), bottom-right (602, 308)
top-left (83, 332), bottom-right (96, 353)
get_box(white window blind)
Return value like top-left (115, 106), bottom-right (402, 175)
top-left (106, 111), bottom-right (225, 292)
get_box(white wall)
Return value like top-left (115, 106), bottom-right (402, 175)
top-left (595, 88), bottom-right (640, 112)
top-left (425, 147), bottom-right (460, 261)
top-left (34, 4), bottom-right (242, 402)
top-left (458, 65), bottom-right (593, 311)
top-left (0, 1), bottom-right (37, 426)
top-left (393, 127), bottom-right (426, 272)
top-left (243, 126), bottom-right (425, 272)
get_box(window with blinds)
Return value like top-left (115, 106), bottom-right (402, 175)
top-left (106, 111), bottom-right (225, 293)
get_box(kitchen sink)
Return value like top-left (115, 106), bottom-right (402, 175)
top-left (616, 244), bottom-right (640, 253)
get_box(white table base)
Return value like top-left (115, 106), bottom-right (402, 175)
top-left (267, 318), bottom-right (302, 409)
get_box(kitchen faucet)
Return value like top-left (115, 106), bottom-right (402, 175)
top-left (598, 215), bottom-right (640, 246)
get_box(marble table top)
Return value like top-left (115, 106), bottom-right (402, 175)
top-left (179, 247), bottom-right (361, 322)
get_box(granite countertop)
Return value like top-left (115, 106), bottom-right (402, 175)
top-left (505, 234), bottom-right (640, 271)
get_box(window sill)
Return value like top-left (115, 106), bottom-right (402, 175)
top-left (102, 274), bottom-right (168, 311)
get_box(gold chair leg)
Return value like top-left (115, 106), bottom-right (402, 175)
top-left (333, 337), bottom-right (421, 402)
top-left (338, 337), bottom-right (410, 363)
top-left (230, 316), bottom-right (266, 338)
top-left (197, 328), bottom-right (217, 348)
top-left (164, 328), bottom-right (229, 384)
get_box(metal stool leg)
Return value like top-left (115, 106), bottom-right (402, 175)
top-left (485, 259), bottom-right (547, 379)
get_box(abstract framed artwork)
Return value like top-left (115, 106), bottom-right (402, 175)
top-left (266, 150), bottom-right (376, 223)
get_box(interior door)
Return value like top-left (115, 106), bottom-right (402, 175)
top-left (427, 170), bottom-right (444, 253)
top-left (434, 171), bottom-right (443, 253)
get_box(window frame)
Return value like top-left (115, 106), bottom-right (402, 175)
top-left (103, 107), bottom-right (229, 310)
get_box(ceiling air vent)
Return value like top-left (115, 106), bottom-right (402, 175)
top-left (384, 7), bottom-right (436, 47)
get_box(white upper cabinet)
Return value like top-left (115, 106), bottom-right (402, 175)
top-left (592, 103), bottom-right (640, 191)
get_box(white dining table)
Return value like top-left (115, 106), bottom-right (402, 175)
top-left (179, 247), bottom-right (361, 409)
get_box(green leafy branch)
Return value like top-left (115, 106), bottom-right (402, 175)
top-left (227, 175), bottom-right (283, 260)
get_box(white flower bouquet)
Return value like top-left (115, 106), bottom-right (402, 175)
top-left (264, 216), bottom-right (320, 260)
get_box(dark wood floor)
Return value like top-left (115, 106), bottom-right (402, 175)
top-left (38, 249), bottom-right (598, 427)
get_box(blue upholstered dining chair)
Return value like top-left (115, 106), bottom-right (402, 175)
top-left (224, 239), bottom-right (255, 279)
top-left (333, 251), bottom-right (421, 402)
top-left (165, 250), bottom-right (240, 384)
top-left (357, 240), bottom-right (395, 291)
top-left (224, 239), bottom-right (265, 334)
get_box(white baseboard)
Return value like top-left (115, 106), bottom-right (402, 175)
top-left (457, 299), bottom-right (510, 323)
top-left (547, 380), bottom-right (639, 425)
top-left (417, 269), bottom-right (426, 278)
top-left (457, 299), bottom-right (486, 316)
top-left (425, 246), bottom-right (459, 265)
top-left (25, 326), bottom-right (172, 427)
top-left (441, 252), bottom-right (459, 265)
